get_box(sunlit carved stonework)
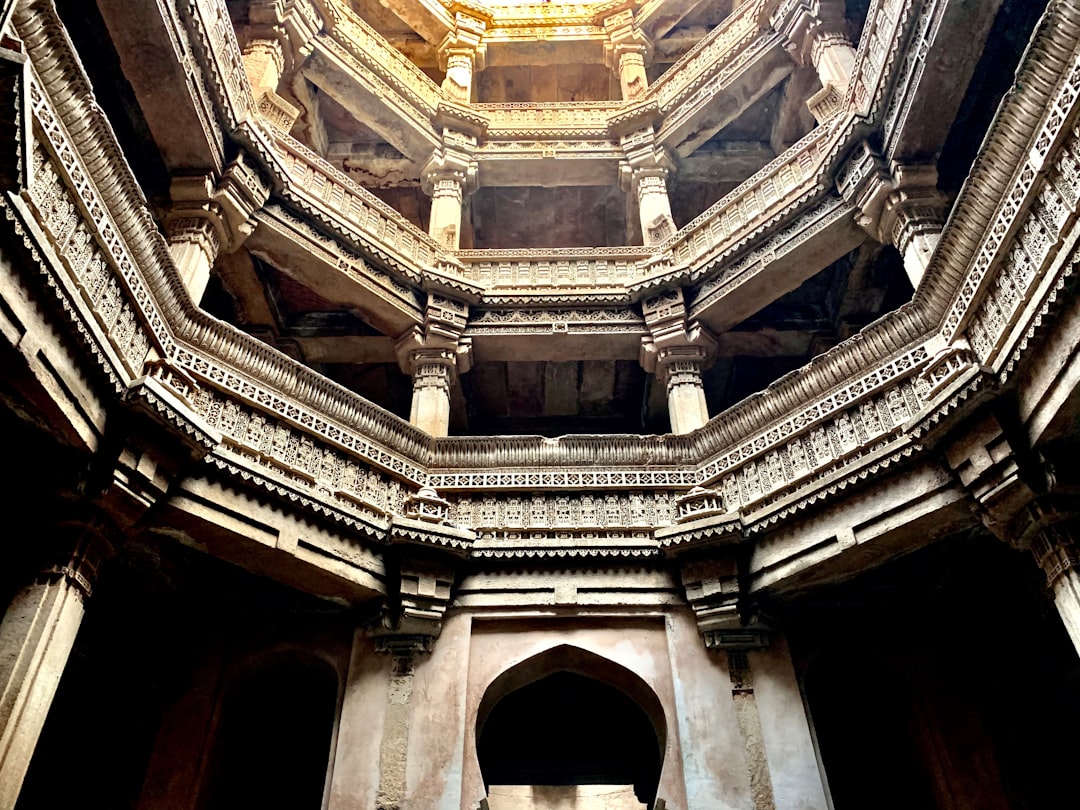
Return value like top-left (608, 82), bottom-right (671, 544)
top-left (3, 0), bottom-right (1080, 808)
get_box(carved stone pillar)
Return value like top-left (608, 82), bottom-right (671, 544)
top-left (635, 170), bottom-right (676, 245)
top-left (663, 348), bottom-right (711, 434)
top-left (641, 289), bottom-right (715, 434)
top-left (397, 295), bottom-right (472, 437)
top-left (0, 529), bottom-right (111, 810)
top-left (839, 147), bottom-right (945, 288)
top-left (604, 10), bottom-right (652, 101)
top-left (421, 134), bottom-right (477, 250)
top-left (1031, 522), bottom-right (1080, 652)
top-left (773, 0), bottom-right (856, 122)
top-left (439, 11), bottom-right (487, 103)
top-left (167, 156), bottom-right (270, 304)
top-left (620, 128), bottom-right (676, 245)
top-left (408, 349), bottom-right (456, 436)
top-left (166, 217), bottom-right (220, 304)
top-left (882, 183), bottom-right (947, 289)
top-left (371, 488), bottom-right (472, 810)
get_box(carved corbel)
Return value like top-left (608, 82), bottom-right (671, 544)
top-left (373, 486), bottom-right (475, 647)
top-left (944, 410), bottom-right (1050, 543)
top-left (657, 491), bottom-right (768, 649)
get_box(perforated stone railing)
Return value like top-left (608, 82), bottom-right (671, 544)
top-left (13, 0), bottom-right (1080, 556)
top-left (645, 0), bottom-right (768, 111)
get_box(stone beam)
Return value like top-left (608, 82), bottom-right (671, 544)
top-left (883, 0), bottom-right (1004, 162)
top-left (748, 461), bottom-right (974, 595)
top-left (690, 203), bottom-right (867, 335)
top-left (304, 44), bottom-right (439, 162)
top-left (677, 140), bottom-right (776, 183)
top-left (366, 0), bottom-right (454, 47)
top-left (96, 0), bottom-right (224, 172)
top-left (158, 475), bottom-right (388, 604)
top-left (247, 210), bottom-right (424, 340)
top-left (638, 0), bottom-right (713, 41)
top-left (659, 44), bottom-right (793, 157)
top-left (292, 335), bottom-right (398, 364)
top-left (652, 25), bottom-right (711, 64)
top-left (331, 143), bottom-right (421, 188)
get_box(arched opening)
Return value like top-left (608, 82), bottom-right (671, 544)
top-left (199, 651), bottom-right (338, 810)
top-left (476, 645), bottom-right (666, 808)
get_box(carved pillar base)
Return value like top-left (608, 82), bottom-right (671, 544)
top-left (0, 532), bottom-right (109, 810)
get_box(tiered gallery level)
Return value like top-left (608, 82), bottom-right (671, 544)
top-left (3, 0), bottom-right (1080, 808)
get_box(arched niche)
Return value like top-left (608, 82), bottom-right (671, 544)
top-left (475, 644), bottom-right (667, 807)
top-left (199, 650), bottom-right (339, 810)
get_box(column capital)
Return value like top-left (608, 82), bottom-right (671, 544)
top-left (420, 132), bottom-right (478, 197)
top-left (770, 0), bottom-right (850, 67)
top-left (639, 288), bottom-right (716, 379)
top-left (168, 153), bottom-right (270, 254)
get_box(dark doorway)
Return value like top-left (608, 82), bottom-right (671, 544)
top-left (477, 648), bottom-right (665, 805)
top-left (200, 653), bottom-right (338, 810)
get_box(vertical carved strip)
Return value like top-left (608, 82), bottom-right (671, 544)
top-left (728, 652), bottom-right (777, 810)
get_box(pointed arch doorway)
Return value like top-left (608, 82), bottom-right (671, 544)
top-left (476, 645), bottom-right (667, 809)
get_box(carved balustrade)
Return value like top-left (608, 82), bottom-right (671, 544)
top-left (10, 0), bottom-right (1080, 588)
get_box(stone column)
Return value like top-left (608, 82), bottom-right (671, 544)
top-left (438, 11), bottom-right (487, 103)
top-left (840, 148), bottom-right (945, 288)
top-left (641, 289), bottom-right (715, 434)
top-left (663, 348), bottom-right (711, 435)
top-left (604, 10), bottom-right (651, 101)
top-left (167, 157), bottom-right (270, 305)
top-left (773, 1), bottom-right (856, 122)
top-left (620, 129), bottom-right (676, 245)
top-left (635, 170), bottom-right (677, 245)
top-left (407, 349), bottom-right (456, 437)
top-left (166, 216), bottom-right (220, 304)
top-left (421, 135), bottom-right (477, 251)
top-left (882, 184), bottom-right (946, 289)
top-left (427, 177), bottom-right (465, 250)
top-left (0, 530), bottom-right (110, 810)
top-left (397, 296), bottom-right (472, 437)
top-left (1031, 523), bottom-right (1080, 654)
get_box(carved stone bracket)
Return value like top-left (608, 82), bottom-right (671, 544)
top-left (657, 503), bottom-right (769, 650)
top-left (373, 487), bottom-right (475, 647)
